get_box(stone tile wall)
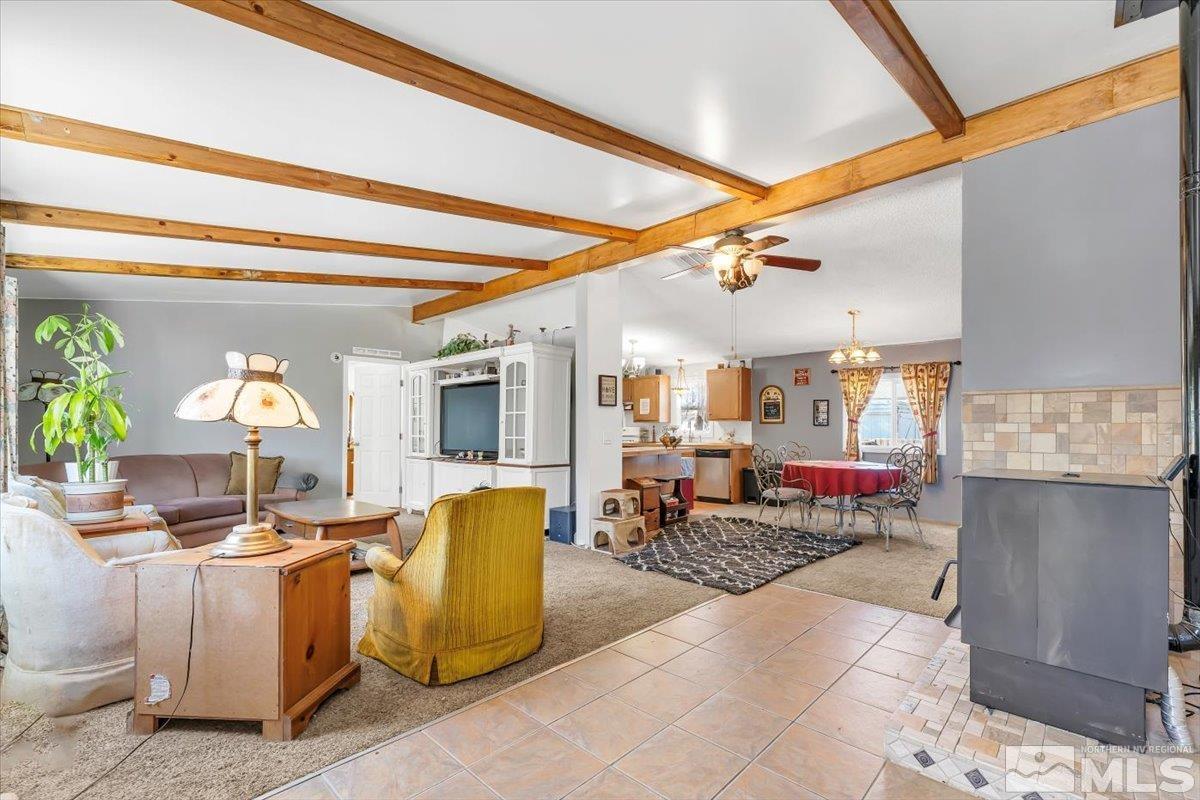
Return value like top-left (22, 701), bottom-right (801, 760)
top-left (961, 386), bottom-right (1182, 477)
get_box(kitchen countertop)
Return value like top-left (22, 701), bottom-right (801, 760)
top-left (621, 442), bottom-right (751, 456)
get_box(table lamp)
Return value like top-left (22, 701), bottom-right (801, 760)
top-left (175, 352), bottom-right (319, 557)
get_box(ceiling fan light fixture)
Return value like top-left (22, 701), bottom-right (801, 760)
top-left (714, 231), bottom-right (750, 255)
top-left (742, 256), bottom-right (764, 278)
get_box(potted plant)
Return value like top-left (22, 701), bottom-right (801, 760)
top-left (28, 305), bottom-right (132, 522)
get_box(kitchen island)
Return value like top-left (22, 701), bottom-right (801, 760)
top-left (622, 442), bottom-right (752, 503)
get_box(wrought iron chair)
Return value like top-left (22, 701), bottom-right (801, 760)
top-left (751, 445), bottom-right (817, 532)
top-left (776, 441), bottom-right (820, 525)
top-left (853, 443), bottom-right (930, 550)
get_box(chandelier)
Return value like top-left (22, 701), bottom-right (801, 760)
top-left (711, 232), bottom-right (764, 294)
top-left (622, 339), bottom-right (646, 377)
top-left (828, 309), bottom-right (882, 366)
top-left (671, 358), bottom-right (688, 394)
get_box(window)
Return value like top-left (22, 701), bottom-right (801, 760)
top-left (845, 373), bottom-right (946, 455)
top-left (673, 370), bottom-right (714, 440)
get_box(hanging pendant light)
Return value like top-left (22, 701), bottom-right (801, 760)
top-left (671, 358), bottom-right (688, 394)
top-left (828, 310), bottom-right (882, 366)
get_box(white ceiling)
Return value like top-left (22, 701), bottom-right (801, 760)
top-left (0, 0), bottom-right (1178, 310)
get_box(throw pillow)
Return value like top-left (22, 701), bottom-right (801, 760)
top-left (6, 473), bottom-right (66, 519)
top-left (225, 452), bottom-right (285, 495)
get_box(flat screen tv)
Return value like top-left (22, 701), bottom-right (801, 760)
top-left (439, 382), bottom-right (500, 457)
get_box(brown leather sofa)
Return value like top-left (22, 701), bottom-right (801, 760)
top-left (19, 454), bottom-right (318, 548)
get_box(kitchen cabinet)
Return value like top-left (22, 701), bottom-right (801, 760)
top-left (630, 375), bottom-right (670, 422)
top-left (706, 367), bottom-right (752, 421)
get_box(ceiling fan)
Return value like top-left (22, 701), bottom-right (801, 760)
top-left (659, 230), bottom-right (821, 294)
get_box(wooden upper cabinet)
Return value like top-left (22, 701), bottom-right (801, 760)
top-left (706, 367), bottom-right (752, 421)
top-left (631, 375), bottom-right (670, 422)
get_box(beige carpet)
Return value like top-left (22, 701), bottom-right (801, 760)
top-left (711, 503), bottom-right (958, 618)
top-left (0, 514), bottom-right (720, 800)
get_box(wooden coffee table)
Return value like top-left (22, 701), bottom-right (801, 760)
top-left (265, 499), bottom-right (402, 571)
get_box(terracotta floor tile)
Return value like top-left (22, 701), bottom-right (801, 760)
top-left (564, 648), bottom-right (653, 691)
top-left (615, 726), bottom-right (748, 800)
top-left (895, 613), bottom-right (950, 639)
top-left (550, 696), bottom-right (666, 763)
top-left (877, 628), bottom-right (945, 659)
top-left (720, 667), bottom-right (823, 719)
top-left (414, 771), bottom-right (501, 800)
top-left (323, 732), bottom-right (461, 799)
top-left (760, 644), bottom-right (852, 688)
top-left (855, 644), bottom-right (931, 683)
top-left (612, 668), bottom-right (717, 722)
top-left (731, 612), bottom-right (813, 641)
top-left (473, 729), bottom-right (605, 800)
top-left (828, 602), bottom-right (905, 628)
top-left (661, 647), bottom-right (753, 690)
top-left (701, 626), bottom-right (794, 663)
top-left (687, 598), bottom-right (759, 627)
top-left (756, 724), bottom-right (883, 800)
top-left (828, 666), bottom-right (913, 713)
top-left (797, 692), bottom-right (893, 756)
top-left (864, 762), bottom-right (973, 800)
top-left (566, 769), bottom-right (662, 800)
top-left (271, 776), bottom-right (338, 800)
top-left (654, 614), bottom-right (729, 645)
top-left (757, 599), bottom-right (830, 626)
top-left (426, 697), bottom-right (541, 765)
top-left (717, 588), bottom-right (779, 612)
top-left (791, 628), bottom-right (873, 663)
top-left (502, 670), bottom-right (606, 724)
top-left (775, 589), bottom-right (846, 615)
top-left (716, 764), bottom-right (821, 800)
top-left (814, 616), bottom-right (892, 645)
top-left (614, 630), bottom-right (694, 666)
top-left (677, 693), bottom-right (790, 759)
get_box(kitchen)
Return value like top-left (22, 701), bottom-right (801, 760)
top-left (621, 353), bottom-right (754, 505)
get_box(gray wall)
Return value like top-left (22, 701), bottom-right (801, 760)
top-left (17, 299), bottom-right (442, 498)
top-left (752, 338), bottom-right (962, 523)
top-left (963, 100), bottom-right (1179, 392)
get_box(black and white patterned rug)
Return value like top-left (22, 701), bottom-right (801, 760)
top-left (616, 515), bottom-right (858, 595)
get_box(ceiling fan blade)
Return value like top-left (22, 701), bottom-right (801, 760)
top-left (666, 244), bottom-right (714, 254)
top-left (660, 263), bottom-right (710, 281)
top-left (744, 235), bottom-right (789, 253)
top-left (760, 255), bottom-right (821, 271)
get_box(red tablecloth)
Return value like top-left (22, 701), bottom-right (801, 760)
top-left (782, 460), bottom-right (902, 498)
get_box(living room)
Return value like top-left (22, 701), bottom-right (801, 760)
top-left (2, 2), bottom-right (1199, 800)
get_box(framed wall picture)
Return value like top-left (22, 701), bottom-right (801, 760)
top-left (813, 399), bottom-right (830, 427)
top-left (793, 368), bottom-right (810, 386)
top-left (598, 374), bottom-right (618, 407)
top-left (759, 385), bottom-right (785, 424)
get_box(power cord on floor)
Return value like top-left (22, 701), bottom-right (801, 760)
top-left (0, 712), bottom-right (45, 754)
top-left (68, 555), bottom-right (216, 800)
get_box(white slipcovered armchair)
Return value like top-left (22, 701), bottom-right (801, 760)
top-left (0, 494), bottom-right (180, 716)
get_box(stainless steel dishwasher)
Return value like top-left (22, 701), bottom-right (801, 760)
top-left (694, 448), bottom-right (732, 502)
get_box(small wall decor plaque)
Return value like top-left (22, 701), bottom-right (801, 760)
top-left (759, 385), bottom-right (784, 424)
top-left (813, 399), bottom-right (830, 427)
top-left (793, 368), bottom-right (810, 386)
top-left (598, 374), bottom-right (618, 407)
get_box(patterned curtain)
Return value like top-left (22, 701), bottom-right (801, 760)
top-left (901, 361), bottom-right (952, 483)
top-left (839, 367), bottom-right (883, 460)
top-left (0, 225), bottom-right (13, 492)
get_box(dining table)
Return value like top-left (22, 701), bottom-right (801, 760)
top-left (782, 459), bottom-right (903, 535)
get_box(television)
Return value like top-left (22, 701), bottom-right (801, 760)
top-left (439, 382), bottom-right (500, 457)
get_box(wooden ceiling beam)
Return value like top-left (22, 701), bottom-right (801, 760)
top-left (412, 49), bottom-right (1178, 322)
top-left (0, 201), bottom-right (548, 270)
top-left (5, 254), bottom-right (484, 291)
top-left (177, 0), bottom-right (769, 202)
top-left (0, 105), bottom-right (637, 242)
top-left (830, 0), bottom-right (965, 139)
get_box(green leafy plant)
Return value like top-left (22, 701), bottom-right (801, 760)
top-left (436, 332), bottom-right (486, 359)
top-left (29, 305), bottom-right (131, 482)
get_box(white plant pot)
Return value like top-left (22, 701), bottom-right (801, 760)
top-left (64, 460), bottom-right (120, 482)
top-left (62, 477), bottom-right (128, 524)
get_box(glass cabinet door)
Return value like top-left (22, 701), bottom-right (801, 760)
top-left (408, 372), bottom-right (427, 456)
top-left (503, 360), bottom-right (528, 462)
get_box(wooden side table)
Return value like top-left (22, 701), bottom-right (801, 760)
top-left (131, 540), bottom-right (360, 740)
top-left (266, 499), bottom-right (403, 571)
top-left (75, 509), bottom-right (152, 539)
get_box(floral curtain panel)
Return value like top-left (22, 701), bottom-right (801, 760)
top-left (838, 367), bottom-right (883, 460)
top-left (901, 361), bottom-right (952, 483)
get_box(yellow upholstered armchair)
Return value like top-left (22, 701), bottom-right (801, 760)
top-left (357, 487), bottom-right (545, 685)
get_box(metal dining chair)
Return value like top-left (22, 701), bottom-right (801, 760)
top-left (776, 441), bottom-right (820, 525)
top-left (751, 445), bottom-right (818, 532)
top-left (852, 443), bottom-right (930, 550)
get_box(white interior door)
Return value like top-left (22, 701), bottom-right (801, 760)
top-left (347, 359), bottom-right (403, 506)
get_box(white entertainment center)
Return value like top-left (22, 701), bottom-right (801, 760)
top-left (401, 342), bottom-right (572, 527)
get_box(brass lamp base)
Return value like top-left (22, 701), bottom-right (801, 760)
top-left (210, 522), bottom-right (292, 558)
